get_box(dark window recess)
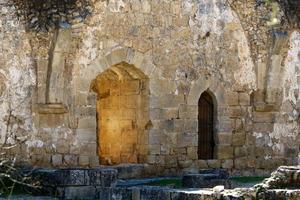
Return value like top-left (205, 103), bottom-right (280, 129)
top-left (198, 92), bottom-right (215, 159)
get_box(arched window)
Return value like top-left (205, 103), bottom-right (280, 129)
top-left (198, 91), bottom-right (215, 159)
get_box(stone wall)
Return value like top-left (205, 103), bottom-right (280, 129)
top-left (0, 0), bottom-right (299, 176)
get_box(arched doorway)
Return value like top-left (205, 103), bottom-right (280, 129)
top-left (91, 62), bottom-right (149, 165)
top-left (198, 91), bottom-right (215, 159)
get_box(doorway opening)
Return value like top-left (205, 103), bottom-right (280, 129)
top-left (91, 62), bottom-right (149, 165)
top-left (198, 91), bottom-right (215, 159)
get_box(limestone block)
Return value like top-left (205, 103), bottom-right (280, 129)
top-left (234, 146), bottom-right (247, 158)
top-left (178, 160), bottom-right (193, 168)
top-left (76, 129), bottom-right (96, 143)
top-left (232, 132), bottom-right (246, 146)
top-left (247, 157), bottom-right (256, 168)
top-left (159, 119), bottom-right (174, 132)
top-left (54, 29), bottom-right (72, 53)
top-left (77, 117), bottom-right (97, 129)
top-left (218, 119), bottom-right (233, 132)
top-left (184, 119), bottom-right (198, 132)
top-left (196, 160), bottom-right (209, 169)
top-left (239, 93), bottom-right (251, 106)
top-left (234, 157), bottom-right (248, 169)
top-left (187, 147), bottom-right (198, 160)
top-left (179, 104), bottom-right (198, 119)
top-left (225, 92), bottom-right (239, 106)
top-left (165, 155), bottom-right (177, 168)
top-left (222, 160), bottom-right (233, 169)
top-left (31, 154), bottom-right (51, 167)
top-left (207, 160), bottom-right (221, 168)
top-left (216, 145), bottom-right (234, 159)
top-left (235, 119), bottom-right (244, 131)
top-left (174, 119), bottom-right (185, 132)
top-left (253, 123), bottom-right (274, 133)
top-left (64, 155), bottom-right (78, 166)
top-left (52, 154), bottom-right (63, 166)
top-left (151, 94), bottom-right (184, 109)
top-left (161, 108), bottom-right (178, 119)
top-left (216, 132), bottom-right (232, 145)
top-left (147, 155), bottom-right (156, 164)
top-left (56, 140), bottom-right (70, 154)
top-left (80, 143), bottom-right (97, 156)
top-left (149, 145), bottom-right (160, 155)
top-left (121, 80), bottom-right (140, 95)
top-left (177, 133), bottom-right (198, 147)
top-left (120, 108), bottom-right (136, 119)
top-left (75, 92), bottom-right (88, 106)
top-left (79, 156), bottom-right (89, 166)
top-left (89, 156), bottom-right (100, 167)
top-left (253, 112), bottom-right (275, 123)
top-left (228, 106), bottom-right (243, 118)
top-left (105, 48), bottom-right (128, 66)
top-left (149, 133), bottom-right (160, 145)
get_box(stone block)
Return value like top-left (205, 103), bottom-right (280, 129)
top-left (218, 119), bottom-right (233, 132)
top-left (187, 147), bottom-right (198, 160)
top-left (216, 145), bottom-right (233, 159)
top-left (179, 104), bottom-right (198, 119)
top-left (222, 160), bottom-right (233, 169)
top-left (76, 129), bottom-right (96, 142)
top-left (178, 160), bottom-right (193, 168)
top-left (56, 140), bottom-right (70, 154)
top-left (77, 117), bottom-right (97, 129)
top-left (52, 154), bottom-right (63, 166)
top-left (234, 157), bottom-right (248, 169)
top-left (149, 145), bottom-right (160, 155)
top-left (196, 160), bottom-right (208, 169)
top-left (228, 106), bottom-right (243, 118)
top-left (64, 155), bottom-right (78, 166)
top-left (79, 156), bottom-right (89, 166)
top-left (80, 143), bottom-right (97, 156)
top-left (149, 132), bottom-right (161, 145)
top-left (239, 93), bottom-right (251, 105)
top-left (226, 92), bottom-right (239, 106)
top-left (174, 119), bottom-right (185, 132)
top-left (161, 108), bottom-right (178, 119)
top-left (216, 132), bottom-right (232, 145)
top-left (207, 160), bottom-right (221, 168)
top-left (147, 155), bottom-right (156, 164)
top-left (89, 156), bottom-right (100, 167)
top-left (253, 123), bottom-right (274, 133)
top-left (165, 155), bottom-right (177, 168)
top-left (253, 112), bottom-right (275, 123)
top-left (177, 133), bottom-right (198, 147)
top-left (232, 132), bottom-right (246, 146)
top-left (184, 119), bottom-right (198, 132)
top-left (234, 146), bottom-right (247, 157)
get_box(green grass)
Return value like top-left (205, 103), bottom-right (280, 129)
top-left (147, 178), bottom-right (182, 188)
top-left (230, 176), bottom-right (267, 184)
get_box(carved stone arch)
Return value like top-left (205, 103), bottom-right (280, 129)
top-left (187, 75), bottom-right (226, 107)
top-left (187, 75), bottom-right (228, 160)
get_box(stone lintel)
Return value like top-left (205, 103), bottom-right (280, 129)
top-left (38, 103), bottom-right (68, 114)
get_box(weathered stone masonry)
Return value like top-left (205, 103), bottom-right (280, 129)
top-left (0, 0), bottom-right (299, 176)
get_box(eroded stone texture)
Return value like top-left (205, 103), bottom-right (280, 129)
top-left (0, 0), bottom-right (299, 175)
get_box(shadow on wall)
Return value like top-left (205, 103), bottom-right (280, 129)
top-left (11, 0), bottom-right (92, 31)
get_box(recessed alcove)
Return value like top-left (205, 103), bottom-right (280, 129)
top-left (91, 62), bottom-right (149, 165)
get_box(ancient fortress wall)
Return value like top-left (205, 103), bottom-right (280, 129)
top-left (0, 0), bottom-right (299, 176)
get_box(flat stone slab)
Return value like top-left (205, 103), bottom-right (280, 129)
top-left (182, 169), bottom-right (230, 189)
top-left (31, 168), bottom-right (117, 187)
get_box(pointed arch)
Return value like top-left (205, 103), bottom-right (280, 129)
top-left (198, 90), bottom-right (216, 159)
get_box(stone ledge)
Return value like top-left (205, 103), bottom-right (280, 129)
top-left (38, 103), bottom-right (68, 114)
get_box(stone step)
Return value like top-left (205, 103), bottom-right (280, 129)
top-left (31, 168), bottom-right (117, 187)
